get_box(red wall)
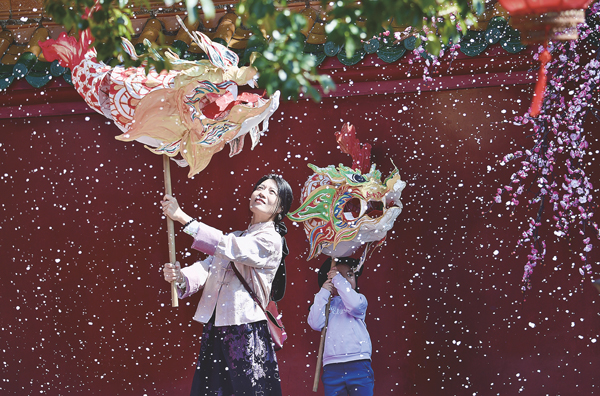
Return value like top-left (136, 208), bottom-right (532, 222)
top-left (2, 76), bottom-right (599, 395)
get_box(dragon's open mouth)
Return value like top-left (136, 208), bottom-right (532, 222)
top-left (188, 90), bottom-right (262, 122)
top-left (343, 198), bottom-right (387, 221)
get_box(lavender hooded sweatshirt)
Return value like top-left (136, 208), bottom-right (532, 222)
top-left (307, 274), bottom-right (372, 366)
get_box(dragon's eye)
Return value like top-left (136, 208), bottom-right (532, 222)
top-left (350, 174), bottom-right (366, 183)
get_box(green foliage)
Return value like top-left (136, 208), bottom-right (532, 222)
top-left (44, 0), bottom-right (485, 101)
top-left (237, 1), bottom-right (334, 101)
top-left (43, 0), bottom-right (173, 72)
top-left (238, 0), bottom-right (483, 100)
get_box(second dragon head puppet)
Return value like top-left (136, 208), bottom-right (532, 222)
top-left (288, 123), bottom-right (406, 270)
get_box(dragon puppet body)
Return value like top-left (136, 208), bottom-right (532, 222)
top-left (288, 123), bottom-right (406, 268)
top-left (40, 16), bottom-right (279, 177)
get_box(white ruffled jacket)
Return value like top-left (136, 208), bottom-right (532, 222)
top-left (178, 220), bottom-right (282, 326)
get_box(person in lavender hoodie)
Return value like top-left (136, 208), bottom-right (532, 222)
top-left (308, 257), bottom-right (374, 396)
top-left (160, 174), bottom-right (293, 396)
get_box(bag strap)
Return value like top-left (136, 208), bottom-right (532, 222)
top-left (230, 262), bottom-right (267, 313)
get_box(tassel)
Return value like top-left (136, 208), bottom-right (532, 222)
top-left (529, 44), bottom-right (552, 117)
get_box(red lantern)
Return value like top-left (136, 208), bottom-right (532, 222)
top-left (498, 0), bottom-right (593, 42)
top-left (495, 0), bottom-right (594, 115)
top-left (496, 0), bottom-right (593, 16)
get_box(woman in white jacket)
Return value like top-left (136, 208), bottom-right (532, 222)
top-left (308, 257), bottom-right (374, 396)
top-left (161, 174), bottom-right (293, 396)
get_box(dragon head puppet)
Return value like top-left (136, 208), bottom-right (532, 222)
top-left (288, 123), bottom-right (406, 265)
top-left (40, 15), bottom-right (279, 178)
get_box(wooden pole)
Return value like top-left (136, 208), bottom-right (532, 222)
top-left (313, 258), bottom-right (336, 392)
top-left (312, 296), bottom-right (331, 392)
top-left (163, 155), bottom-right (178, 307)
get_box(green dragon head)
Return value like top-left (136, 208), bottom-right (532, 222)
top-left (288, 123), bottom-right (406, 261)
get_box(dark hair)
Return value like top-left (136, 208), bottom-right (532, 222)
top-left (253, 174), bottom-right (293, 237)
top-left (317, 257), bottom-right (363, 289)
top-left (254, 174), bottom-right (293, 302)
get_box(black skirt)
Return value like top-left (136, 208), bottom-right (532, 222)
top-left (190, 320), bottom-right (282, 396)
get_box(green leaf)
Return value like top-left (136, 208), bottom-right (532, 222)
top-left (199, 0), bottom-right (215, 19)
top-left (485, 27), bottom-right (503, 45)
top-left (425, 37), bottom-right (441, 56)
top-left (304, 85), bottom-right (322, 102)
top-left (487, 16), bottom-right (507, 31)
top-left (459, 30), bottom-right (488, 57)
top-left (472, 0), bottom-right (486, 15)
top-left (344, 38), bottom-right (357, 58)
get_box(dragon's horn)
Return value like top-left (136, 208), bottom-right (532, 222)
top-left (335, 123), bottom-right (372, 174)
top-left (175, 15), bottom-right (239, 70)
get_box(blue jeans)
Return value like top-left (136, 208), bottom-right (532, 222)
top-left (322, 360), bottom-right (374, 396)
